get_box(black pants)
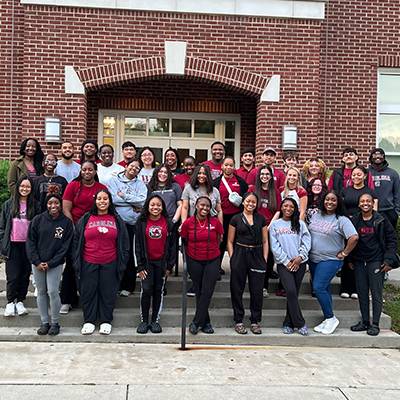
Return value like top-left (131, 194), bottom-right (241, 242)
top-left (187, 256), bottom-right (220, 327)
top-left (230, 246), bottom-right (265, 324)
top-left (60, 253), bottom-right (79, 306)
top-left (79, 260), bottom-right (119, 324)
top-left (219, 213), bottom-right (236, 265)
top-left (119, 224), bottom-right (137, 293)
top-left (354, 260), bottom-right (385, 326)
top-left (340, 259), bottom-right (357, 294)
top-left (380, 209), bottom-right (398, 230)
top-left (6, 242), bottom-right (31, 303)
top-left (139, 260), bottom-right (165, 323)
top-left (263, 250), bottom-right (275, 290)
top-left (277, 263), bottom-right (306, 328)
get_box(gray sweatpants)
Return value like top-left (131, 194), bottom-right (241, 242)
top-left (32, 264), bottom-right (63, 325)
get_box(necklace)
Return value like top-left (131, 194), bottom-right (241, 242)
top-left (196, 218), bottom-right (207, 228)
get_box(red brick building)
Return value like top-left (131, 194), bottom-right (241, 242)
top-left (1, 0), bottom-right (399, 168)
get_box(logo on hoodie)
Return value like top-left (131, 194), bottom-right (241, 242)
top-left (54, 227), bottom-right (64, 239)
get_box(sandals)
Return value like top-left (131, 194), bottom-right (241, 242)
top-left (81, 323), bottom-right (95, 335)
top-left (99, 323), bottom-right (112, 335)
top-left (234, 323), bottom-right (248, 335)
top-left (250, 323), bottom-right (262, 335)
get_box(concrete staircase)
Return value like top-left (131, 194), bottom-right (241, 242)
top-left (0, 262), bottom-right (398, 348)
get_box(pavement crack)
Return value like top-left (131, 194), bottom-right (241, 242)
top-left (338, 387), bottom-right (350, 399)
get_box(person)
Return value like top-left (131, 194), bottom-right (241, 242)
top-left (55, 141), bottom-right (81, 183)
top-left (213, 156), bottom-right (248, 274)
top-left (269, 197), bottom-right (311, 335)
top-left (8, 138), bottom-right (44, 194)
top-left (60, 160), bottom-right (107, 314)
top-left (164, 147), bottom-right (183, 176)
top-left (73, 189), bottom-right (129, 335)
top-left (341, 165), bottom-right (377, 299)
top-left (280, 167), bottom-right (307, 221)
top-left (350, 193), bottom-right (398, 336)
top-left (78, 139), bottom-right (100, 164)
top-left (138, 146), bottom-right (156, 185)
top-left (0, 176), bottom-right (39, 317)
top-left (235, 148), bottom-right (256, 182)
top-left (282, 150), bottom-right (299, 174)
top-left (135, 194), bottom-right (174, 334)
top-left (227, 192), bottom-right (269, 334)
top-left (181, 196), bottom-right (224, 334)
top-left (107, 159), bottom-right (147, 296)
top-left (118, 141), bottom-right (137, 168)
top-left (305, 177), bottom-right (327, 223)
top-left (328, 147), bottom-right (373, 195)
top-left (34, 154), bottom-right (68, 212)
top-left (97, 144), bottom-right (124, 185)
top-left (247, 147), bottom-right (286, 190)
top-left (26, 194), bottom-right (74, 335)
top-left (174, 156), bottom-right (196, 190)
top-left (202, 141), bottom-right (225, 180)
top-left (301, 158), bottom-right (327, 190)
top-left (368, 148), bottom-right (400, 229)
top-left (249, 165), bottom-right (281, 296)
top-left (308, 191), bottom-right (358, 335)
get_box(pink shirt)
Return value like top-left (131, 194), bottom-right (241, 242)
top-left (11, 202), bottom-right (30, 242)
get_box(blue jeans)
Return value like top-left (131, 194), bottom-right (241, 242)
top-left (309, 260), bottom-right (343, 319)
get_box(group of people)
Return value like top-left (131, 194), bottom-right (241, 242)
top-left (0, 137), bottom-right (399, 338)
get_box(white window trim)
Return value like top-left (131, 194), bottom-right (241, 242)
top-left (377, 68), bottom-right (400, 156)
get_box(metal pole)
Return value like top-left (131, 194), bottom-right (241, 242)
top-left (180, 242), bottom-right (188, 350)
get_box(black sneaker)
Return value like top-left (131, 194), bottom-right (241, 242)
top-left (350, 321), bottom-right (369, 332)
top-left (367, 324), bottom-right (380, 336)
top-left (201, 323), bottom-right (214, 334)
top-left (219, 268), bottom-right (225, 275)
top-left (149, 321), bottom-right (162, 334)
top-left (136, 321), bottom-right (149, 334)
top-left (189, 322), bottom-right (200, 335)
top-left (187, 287), bottom-right (195, 297)
top-left (37, 323), bottom-right (50, 335)
top-left (48, 323), bottom-right (60, 336)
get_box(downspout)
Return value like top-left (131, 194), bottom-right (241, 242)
top-left (8, 0), bottom-right (15, 160)
top-left (321, 0), bottom-right (329, 160)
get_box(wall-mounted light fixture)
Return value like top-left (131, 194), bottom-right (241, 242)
top-left (44, 117), bottom-right (61, 142)
top-left (282, 125), bottom-right (297, 150)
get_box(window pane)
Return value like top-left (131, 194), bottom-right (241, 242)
top-left (125, 117), bottom-right (146, 136)
top-left (172, 119), bottom-right (191, 138)
top-left (194, 120), bottom-right (215, 138)
top-left (195, 149), bottom-right (208, 163)
top-left (225, 121), bottom-right (236, 139)
top-left (378, 114), bottom-right (400, 152)
top-left (103, 116), bottom-right (115, 136)
top-left (225, 141), bottom-right (235, 158)
top-left (149, 118), bottom-right (169, 137)
top-left (103, 136), bottom-right (115, 147)
top-left (379, 74), bottom-right (400, 106)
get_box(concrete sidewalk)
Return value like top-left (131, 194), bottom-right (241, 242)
top-left (0, 343), bottom-right (400, 399)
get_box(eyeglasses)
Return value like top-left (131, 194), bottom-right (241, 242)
top-left (312, 184), bottom-right (322, 188)
top-left (44, 160), bottom-right (57, 164)
top-left (260, 173), bottom-right (271, 176)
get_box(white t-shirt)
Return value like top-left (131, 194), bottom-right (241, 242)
top-left (97, 163), bottom-right (124, 186)
top-left (55, 160), bottom-right (80, 183)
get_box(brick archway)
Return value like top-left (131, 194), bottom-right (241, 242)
top-left (76, 56), bottom-right (268, 96)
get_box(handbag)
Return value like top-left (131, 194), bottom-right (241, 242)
top-left (222, 176), bottom-right (242, 207)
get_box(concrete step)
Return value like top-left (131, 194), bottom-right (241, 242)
top-left (6, 292), bottom-right (361, 310)
top-left (0, 308), bottom-right (392, 329)
top-left (0, 327), bottom-right (397, 348)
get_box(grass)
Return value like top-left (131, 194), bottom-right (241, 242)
top-left (383, 283), bottom-right (400, 334)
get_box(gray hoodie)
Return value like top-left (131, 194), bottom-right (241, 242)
top-left (107, 171), bottom-right (147, 225)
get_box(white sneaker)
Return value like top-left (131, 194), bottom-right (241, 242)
top-left (263, 288), bottom-right (269, 298)
top-left (60, 304), bottom-right (71, 314)
top-left (15, 301), bottom-right (28, 316)
top-left (351, 293), bottom-right (358, 299)
top-left (119, 290), bottom-right (131, 297)
top-left (321, 316), bottom-right (339, 335)
top-left (4, 302), bottom-right (16, 317)
top-left (340, 292), bottom-right (350, 298)
top-left (313, 319), bottom-right (327, 333)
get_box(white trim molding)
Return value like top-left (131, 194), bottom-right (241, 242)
top-left (261, 74), bottom-right (281, 102)
top-left (64, 66), bottom-right (85, 94)
top-left (21, 0), bottom-right (326, 20)
top-left (165, 41), bottom-right (187, 75)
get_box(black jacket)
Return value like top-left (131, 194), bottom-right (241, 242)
top-left (0, 198), bottom-right (40, 258)
top-left (26, 211), bottom-right (74, 268)
top-left (350, 211), bottom-right (399, 268)
top-left (213, 174), bottom-right (248, 197)
top-left (73, 212), bottom-right (130, 281)
top-left (135, 215), bottom-right (175, 272)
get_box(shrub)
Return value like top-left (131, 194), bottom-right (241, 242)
top-left (0, 160), bottom-right (10, 208)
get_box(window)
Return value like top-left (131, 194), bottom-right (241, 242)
top-left (377, 70), bottom-right (400, 153)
